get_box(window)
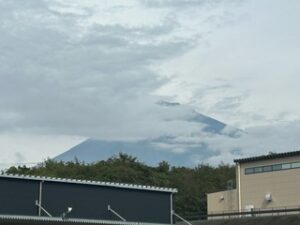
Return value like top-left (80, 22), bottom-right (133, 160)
top-left (282, 163), bottom-right (291, 170)
top-left (244, 161), bottom-right (300, 175)
top-left (263, 165), bottom-right (272, 172)
top-left (254, 167), bottom-right (263, 173)
top-left (272, 164), bottom-right (282, 171)
top-left (245, 168), bottom-right (254, 174)
top-left (292, 162), bottom-right (300, 169)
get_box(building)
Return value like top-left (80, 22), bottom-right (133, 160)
top-left (0, 174), bottom-right (177, 224)
top-left (207, 150), bottom-right (300, 214)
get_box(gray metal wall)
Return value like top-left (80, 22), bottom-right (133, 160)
top-left (0, 178), bottom-right (39, 215)
top-left (0, 177), bottom-right (172, 224)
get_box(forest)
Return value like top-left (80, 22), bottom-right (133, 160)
top-left (5, 153), bottom-right (235, 219)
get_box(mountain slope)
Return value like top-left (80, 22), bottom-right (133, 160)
top-left (55, 138), bottom-right (216, 166)
top-left (55, 103), bottom-right (240, 166)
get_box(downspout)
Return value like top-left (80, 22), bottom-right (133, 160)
top-left (237, 163), bottom-right (242, 213)
top-left (170, 193), bottom-right (173, 224)
top-left (38, 180), bottom-right (44, 216)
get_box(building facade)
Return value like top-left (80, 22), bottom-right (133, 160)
top-left (207, 151), bottom-right (300, 214)
top-left (207, 189), bottom-right (238, 214)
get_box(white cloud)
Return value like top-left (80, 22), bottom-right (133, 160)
top-left (157, 0), bottom-right (300, 128)
top-left (0, 133), bottom-right (84, 169)
top-left (0, 0), bottom-right (233, 139)
top-left (0, 0), bottom-right (300, 166)
top-left (200, 122), bottom-right (300, 165)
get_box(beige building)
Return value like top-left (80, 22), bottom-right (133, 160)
top-left (207, 151), bottom-right (300, 214)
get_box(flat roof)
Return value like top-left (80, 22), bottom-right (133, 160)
top-left (0, 174), bottom-right (177, 193)
top-left (234, 150), bottom-right (300, 164)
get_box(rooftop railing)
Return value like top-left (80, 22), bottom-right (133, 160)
top-left (182, 205), bottom-right (300, 221)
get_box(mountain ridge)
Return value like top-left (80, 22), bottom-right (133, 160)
top-left (55, 103), bottom-right (241, 166)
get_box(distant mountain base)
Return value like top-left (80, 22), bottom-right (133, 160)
top-left (54, 138), bottom-right (217, 167)
top-left (55, 104), bottom-right (241, 166)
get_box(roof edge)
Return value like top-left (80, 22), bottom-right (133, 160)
top-left (0, 174), bottom-right (177, 193)
top-left (234, 150), bottom-right (300, 164)
top-left (0, 214), bottom-right (170, 225)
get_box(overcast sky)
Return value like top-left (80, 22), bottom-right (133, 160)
top-left (1, 0), bottom-right (300, 167)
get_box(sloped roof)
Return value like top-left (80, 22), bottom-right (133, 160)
top-left (0, 174), bottom-right (177, 193)
top-left (234, 150), bottom-right (300, 164)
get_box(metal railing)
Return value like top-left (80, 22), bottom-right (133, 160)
top-left (35, 200), bottom-right (52, 217)
top-left (183, 206), bottom-right (300, 221)
top-left (172, 211), bottom-right (192, 225)
top-left (108, 205), bottom-right (127, 221)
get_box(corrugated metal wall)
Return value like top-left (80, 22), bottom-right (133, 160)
top-left (0, 177), bottom-right (172, 224)
top-left (0, 178), bottom-right (39, 215)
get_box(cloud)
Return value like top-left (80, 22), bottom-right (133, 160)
top-left (0, 0), bottom-right (196, 139)
top-left (0, 133), bottom-right (84, 169)
top-left (14, 152), bottom-right (25, 163)
top-left (141, 0), bottom-right (209, 8)
top-left (156, 0), bottom-right (300, 128)
top-left (148, 121), bottom-right (300, 166)
top-left (1, 0), bottom-right (300, 166)
top-left (0, 0), bottom-right (241, 141)
top-left (141, 0), bottom-right (242, 9)
top-left (201, 121), bottom-right (300, 165)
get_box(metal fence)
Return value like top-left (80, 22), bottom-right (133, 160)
top-left (182, 206), bottom-right (300, 221)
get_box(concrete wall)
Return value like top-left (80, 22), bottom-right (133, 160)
top-left (239, 155), bottom-right (300, 210)
top-left (207, 190), bottom-right (238, 214)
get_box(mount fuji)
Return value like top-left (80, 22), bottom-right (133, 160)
top-left (54, 102), bottom-right (241, 166)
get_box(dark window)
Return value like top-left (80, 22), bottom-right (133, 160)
top-left (245, 168), bottom-right (254, 175)
top-left (244, 161), bottom-right (300, 175)
top-left (263, 166), bottom-right (272, 172)
top-left (254, 167), bottom-right (263, 173)
top-left (272, 164), bottom-right (282, 171)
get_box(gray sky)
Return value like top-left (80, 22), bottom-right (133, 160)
top-left (1, 0), bottom-right (300, 167)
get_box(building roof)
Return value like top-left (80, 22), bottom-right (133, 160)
top-left (0, 214), bottom-right (168, 225)
top-left (0, 174), bottom-right (177, 193)
top-left (234, 150), bottom-right (300, 164)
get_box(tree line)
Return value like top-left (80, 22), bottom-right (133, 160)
top-left (5, 153), bottom-right (235, 219)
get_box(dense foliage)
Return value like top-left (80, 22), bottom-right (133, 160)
top-left (5, 153), bottom-right (235, 219)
